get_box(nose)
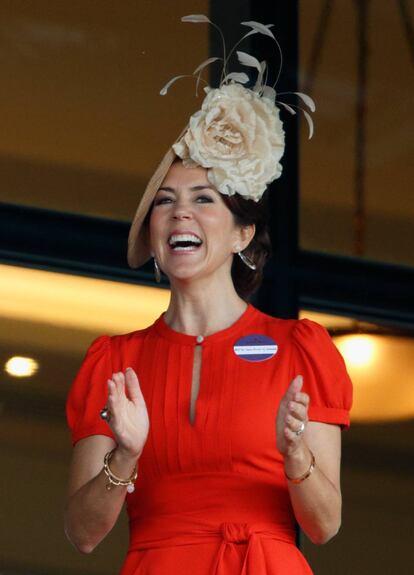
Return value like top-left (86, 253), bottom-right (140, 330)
top-left (172, 198), bottom-right (192, 220)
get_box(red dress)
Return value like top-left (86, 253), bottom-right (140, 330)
top-left (66, 303), bottom-right (352, 574)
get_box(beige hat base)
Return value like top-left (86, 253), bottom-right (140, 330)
top-left (127, 147), bottom-right (177, 269)
top-left (127, 124), bottom-right (192, 269)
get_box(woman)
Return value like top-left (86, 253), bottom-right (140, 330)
top-left (64, 15), bottom-right (352, 574)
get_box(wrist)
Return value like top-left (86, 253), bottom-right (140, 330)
top-left (115, 445), bottom-right (142, 462)
top-left (110, 446), bottom-right (140, 476)
top-left (103, 448), bottom-right (138, 493)
top-left (283, 443), bottom-right (312, 478)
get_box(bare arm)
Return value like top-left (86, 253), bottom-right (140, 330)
top-left (64, 435), bottom-right (139, 553)
top-left (284, 422), bottom-right (341, 544)
top-left (276, 375), bottom-right (343, 544)
top-left (64, 367), bottom-right (149, 553)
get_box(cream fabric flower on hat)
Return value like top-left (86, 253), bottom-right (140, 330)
top-left (159, 15), bottom-right (316, 203)
top-left (172, 83), bottom-right (285, 202)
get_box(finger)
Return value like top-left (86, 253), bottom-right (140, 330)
top-left (107, 379), bottom-right (116, 404)
top-left (284, 426), bottom-right (303, 443)
top-left (285, 412), bottom-right (305, 431)
top-left (113, 372), bottom-right (126, 398)
top-left (293, 391), bottom-right (309, 406)
top-left (111, 372), bottom-right (119, 396)
top-left (107, 380), bottom-right (118, 414)
top-left (285, 375), bottom-right (303, 401)
top-left (124, 367), bottom-right (142, 403)
top-left (107, 377), bottom-right (115, 392)
top-left (288, 400), bottom-right (308, 421)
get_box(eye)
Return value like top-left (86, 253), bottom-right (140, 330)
top-left (196, 194), bottom-right (214, 203)
top-left (154, 196), bottom-right (173, 205)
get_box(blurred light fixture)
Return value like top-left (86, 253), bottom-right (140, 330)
top-left (5, 356), bottom-right (39, 378)
top-left (331, 324), bottom-right (414, 422)
top-left (339, 334), bottom-right (376, 368)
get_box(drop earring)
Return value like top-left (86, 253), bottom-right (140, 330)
top-left (153, 257), bottom-right (161, 283)
top-left (237, 250), bottom-right (256, 270)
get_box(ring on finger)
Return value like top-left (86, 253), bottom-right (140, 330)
top-left (100, 405), bottom-right (112, 423)
top-left (295, 421), bottom-right (305, 436)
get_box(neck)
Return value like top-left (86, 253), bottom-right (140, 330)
top-left (163, 274), bottom-right (249, 336)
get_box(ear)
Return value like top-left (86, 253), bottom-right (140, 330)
top-left (234, 224), bottom-right (256, 252)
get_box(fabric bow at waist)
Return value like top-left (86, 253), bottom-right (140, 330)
top-left (129, 517), bottom-right (297, 575)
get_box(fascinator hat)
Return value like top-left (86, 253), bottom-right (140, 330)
top-left (127, 14), bottom-right (315, 269)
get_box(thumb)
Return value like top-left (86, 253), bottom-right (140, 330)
top-left (285, 374), bottom-right (303, 400)
top-left (124, 367), bottom-right (142, 404)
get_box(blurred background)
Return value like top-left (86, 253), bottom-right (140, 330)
top-left (0, 1), bottom-right (413, 574)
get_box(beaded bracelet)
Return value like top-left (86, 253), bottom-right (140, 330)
top-left (103, 448), bottom-right (138, 493)
top-left (285, 450), bottom-right (316, 484)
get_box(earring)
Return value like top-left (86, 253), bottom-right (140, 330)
top-left (237, 250), bottom-right (256, 270)
top-left (153, 257), bottom-right (161, 283)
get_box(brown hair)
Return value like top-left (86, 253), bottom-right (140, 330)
top-left (220, 192), bottom-right (272, 300)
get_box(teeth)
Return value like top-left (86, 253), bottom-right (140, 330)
top-left (172, 245), bottom-right (198, 251)
top-left (168, 234), bottom-right (202, 247)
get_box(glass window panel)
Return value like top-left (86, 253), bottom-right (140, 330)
top-left (299, 1), bottom-right (414, 267)
top-left (299, 309), bottom-right (413, 573)
top-left (0, 1), bottom-right (209, 222)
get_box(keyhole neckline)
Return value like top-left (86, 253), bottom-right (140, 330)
top-left (153, 303), bottom-right (258, 346)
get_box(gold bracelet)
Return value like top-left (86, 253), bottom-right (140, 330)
top-left (103, 448), bottom-right (138, 493)
top-left (285, 450), bottom-right (315, 484)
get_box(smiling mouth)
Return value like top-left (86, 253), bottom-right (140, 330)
top-left (168, 234), bottom-right (203, 251)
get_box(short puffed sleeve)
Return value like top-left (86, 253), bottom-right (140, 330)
top-left (66, 334), bottom-right (116, 446)
top-left (292, 318), bottom-right (353, 429)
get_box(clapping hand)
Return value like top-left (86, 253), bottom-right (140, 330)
top-left (276, 375), bottom-right (310, 456)
top-left (105, 368), bottom-right (150, 458)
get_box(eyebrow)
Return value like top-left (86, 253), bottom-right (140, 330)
top-left (157, 185), bottom-right (216, 193)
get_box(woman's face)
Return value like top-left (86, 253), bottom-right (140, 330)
top-left (149, 161), bottom-right (253, 283)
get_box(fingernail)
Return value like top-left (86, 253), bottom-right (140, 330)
top-left (126, 367), bottom-right (132, 371)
